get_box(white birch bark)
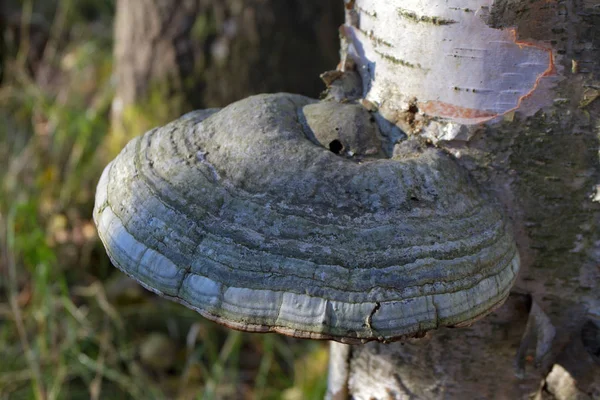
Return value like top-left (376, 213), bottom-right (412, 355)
top-left (328, 0), bottom-right (600, 398)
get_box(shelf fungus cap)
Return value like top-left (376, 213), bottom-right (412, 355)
top-left (93, 93), bottom-right (519, 344)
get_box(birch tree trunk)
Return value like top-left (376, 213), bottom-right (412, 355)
top-left (327, 0), bottom-right (600, 398)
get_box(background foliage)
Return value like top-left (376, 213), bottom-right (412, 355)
top-left (0, 1), bottom-right (329, 398)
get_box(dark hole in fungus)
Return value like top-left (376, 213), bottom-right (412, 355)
top-left (329, 140), bottom-right (344, 154)
top-left (410, 196), bottom-right (420, 202)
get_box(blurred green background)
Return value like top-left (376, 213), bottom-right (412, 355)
top-left (0, 1), bottom-right (342, 398)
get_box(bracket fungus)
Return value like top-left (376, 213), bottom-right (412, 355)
top-left (94, 93), bottom-right (519, 344)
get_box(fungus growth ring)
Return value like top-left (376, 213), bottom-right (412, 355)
top-left (94, 94), bottom-right (519, 344)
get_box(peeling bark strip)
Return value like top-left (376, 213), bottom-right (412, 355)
top-left (326, 342), bottom-right (352, 400)
top-left (344, 0), bottom-right (556, 124)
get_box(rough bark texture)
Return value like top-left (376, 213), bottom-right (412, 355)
top-left (111, 0), bottom-right (342, 129)
top-left (329, 0), bottom-right (600, 399)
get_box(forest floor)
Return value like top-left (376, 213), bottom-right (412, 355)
top-left (0, 2), bottom-right (328, 399)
